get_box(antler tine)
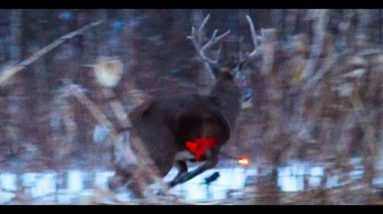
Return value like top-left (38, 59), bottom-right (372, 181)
top-left (186, 26), bottom-right (196, 40)
top-left (247, 16), bottom-right (257, 44)
top-left (188, 27), bottom-right (199, 51)
top-left (201, 30), bottom-right (231, 53)
top-left (241, 15), bottom-right (263, 63)
top-left (215, 44), bottom-right (223, 61)
top-left (211, 29), bottom-right (219, 42)
top-left (188, 28), bottom-right (214, 64)
top-left (187, 14), bottom-right (231, 65)
top-left (198, 14), bottom-right (211, 40)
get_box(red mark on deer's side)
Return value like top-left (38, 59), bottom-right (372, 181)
top-left (185, 137), bottom-right (217, 162)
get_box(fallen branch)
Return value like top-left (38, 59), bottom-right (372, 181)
top-left (0, 20), bottom-right (103, 88)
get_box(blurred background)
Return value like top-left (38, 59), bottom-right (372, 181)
top-left (1, 9), bottom-right (383, 204)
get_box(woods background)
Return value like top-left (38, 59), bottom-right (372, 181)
top-left (1, 9), bottom-right (383, 204)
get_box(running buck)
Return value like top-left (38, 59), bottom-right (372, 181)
top-left (117, 15), bottom-right (261, 194)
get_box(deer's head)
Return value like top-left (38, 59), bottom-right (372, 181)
top-left (188, 14), bottom-right (262, 115)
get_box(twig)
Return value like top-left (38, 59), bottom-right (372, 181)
top-left (302, 52), bottom-right (337, 93)
top-left (62, 81), bottom-right (115, 131)
top-left (0, 187), bottom-right (17, 193)
top-left (100, 89), bottom-right (132, 128)
top-left (0, 21), bottom-right (103, 88)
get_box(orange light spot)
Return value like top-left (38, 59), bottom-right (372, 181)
top-left (238, 157), bottom-right (250, 166)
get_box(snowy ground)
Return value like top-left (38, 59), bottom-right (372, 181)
top-left (0, 161), bottom-right (332, 204)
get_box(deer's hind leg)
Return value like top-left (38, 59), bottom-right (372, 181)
top-left (169, 145), bottom-right (221, 188)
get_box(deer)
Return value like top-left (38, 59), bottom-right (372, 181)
top-left (110, 15), bottom-right (263, 197)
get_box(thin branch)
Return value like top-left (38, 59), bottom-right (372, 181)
top-left (0, 21), bottom-right (103, 88)
top-left (302, 9), bottom-right (329, 81)
top-left (302, 52), bottom-right (337, 93)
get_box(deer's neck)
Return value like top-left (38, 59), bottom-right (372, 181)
top-left (209, 80), bottom-right (241, 128)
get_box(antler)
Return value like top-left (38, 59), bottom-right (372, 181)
top-left (187, 14), bottom-right (231, 65)
top-left (239, 15), bottom-right (263, 66)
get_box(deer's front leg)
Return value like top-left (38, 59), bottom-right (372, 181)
top-left (169, 147), bottom-right (220, 187)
